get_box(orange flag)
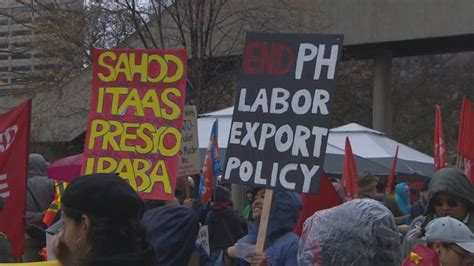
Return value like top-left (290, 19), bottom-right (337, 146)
top-left (342, 137), bottom-right (358, 198)
top-left (434, 105), bottom-right (447, 171)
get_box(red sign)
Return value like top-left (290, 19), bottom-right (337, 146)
top-left (0, 99), bottom-right (31, 257)
top-left (83, 49), bottom-right (187, 200)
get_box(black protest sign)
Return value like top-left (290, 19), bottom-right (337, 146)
top-left (223, 32), bottom-right (343, 194)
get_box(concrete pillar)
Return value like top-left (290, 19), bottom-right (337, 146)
top-left (231, 184), bottom-right (245, 212)
top-left (373, 49), bottom-right (393, 136)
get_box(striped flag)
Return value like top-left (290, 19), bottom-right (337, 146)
top-left (42, 181), bottom-right (68, 227)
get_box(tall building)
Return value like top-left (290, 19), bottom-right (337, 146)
top-left (0, 0), bottom-right (83, 93)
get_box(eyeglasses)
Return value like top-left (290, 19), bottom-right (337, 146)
top-left (432, 197), bottom-right (460, 208)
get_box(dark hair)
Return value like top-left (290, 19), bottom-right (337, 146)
top-left (63, 205), bottom-right (149, 261)
top-left (61, 174), bottom-right (151, 264)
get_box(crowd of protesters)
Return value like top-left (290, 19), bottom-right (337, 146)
top-left (0, 154), bottom-right (473, 265)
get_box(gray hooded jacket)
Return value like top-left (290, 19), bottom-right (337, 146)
top-left (25, 154), bottom-right (54, 225)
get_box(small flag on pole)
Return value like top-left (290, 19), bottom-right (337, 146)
top-left (385, 146), bottom-right (399, 195)
top-left (434, 105), bottom-right (447, 172)
top-left (199, 120), bottom-right (220, 204)
top-left (342, 137), bottom-right (358, 198)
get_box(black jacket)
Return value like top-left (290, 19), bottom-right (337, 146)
top-left (206, 204), bottom-right (242, 251)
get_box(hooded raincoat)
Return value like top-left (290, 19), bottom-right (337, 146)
top-left (297, 198), bottom-right (401, 265)
top-left (25, 154), bottom-right (54, 225)
top-left (401, 168), bottom-right (474, 258)
top-left (142, 205), bottom-right (200, 266)
top-left (217, 189), bottom-right (302, 266)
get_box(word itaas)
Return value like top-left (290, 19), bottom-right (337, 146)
top-left (224, 158), bottom-right (319, 193)
top-left (84, 157), bottom-right (172, 194)
top-left (96, 87), bottom-right (181, 120)
top-left (98, 52), bottom-right (184, 83)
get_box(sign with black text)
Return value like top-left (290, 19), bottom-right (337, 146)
top-left (223, 32), bottom-right (343, 194)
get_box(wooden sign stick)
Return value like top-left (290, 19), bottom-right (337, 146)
top-left (184, 177), bottom-right (191, 199)
top-left (256, 189), bottom-right (274, 253)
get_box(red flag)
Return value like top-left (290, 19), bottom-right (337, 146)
top-left (465, 158), bottom-right (474, 184)
top-left (0, 99), bottom-right (31, 257)
top-left (294, 171), bottom-right (343, 236)
top-left (385, 146), bottom-right (399, 195)
top-left (457, 97), bottom-right (474, 161)
top-left (434, 105), bottom-right (447, 171)
top-left (342, 137), bottom-right (358, 198)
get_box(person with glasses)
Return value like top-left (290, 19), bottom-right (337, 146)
top-left (401, 168), bottom-right (474, 258)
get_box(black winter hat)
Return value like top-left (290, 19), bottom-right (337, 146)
top-left (214, 185), bottom-right (231, 202)
top-left (62, 173), bottom-right (144, 220)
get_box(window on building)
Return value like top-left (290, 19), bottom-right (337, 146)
top-left (0, 43), bottom-right (8, 49)
top-left (12, 42), bottom-right (29, 48)
top-left (0, 54), bottom-right (9, 60)
top-left (0, 67), bottom-right (9, 72)
top-left (12, 53), bottom-right (31, 60)
top-left (0, 20), bottom-right (8, 26)
top-left (0, 32), bottom-right (8, 37)
top-left (12, 30), bottom-right (31, 36)
top-left (11, 65), bottom-right (31, 71)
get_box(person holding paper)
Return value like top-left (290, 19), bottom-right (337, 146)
top-left (217, 187), bottom-right (302, 266)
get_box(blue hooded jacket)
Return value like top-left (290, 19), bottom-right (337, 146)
top-left (216, 189), bottom-right (302, 266)
top-left (142, 205), bottom-right (200, 266)
top-left (396, 183), bottom-right (411, 215)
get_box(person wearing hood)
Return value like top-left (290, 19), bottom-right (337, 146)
top-left (401, 168), bottom-right (474, 258)
top-left (142, 204), bottom-right (201, 266)
top-left (298, 198), bottom-right (401, 265)
top-left (24, 153), bottom-right (54, 261)
top-left (206, 186), bottom-right (242, 264)
top-left (217, 187), bottom-right (302, 266)
top-left (396, 183), bottom-right (412, 216)
top-left (52, 173), bottom-right (154, 266)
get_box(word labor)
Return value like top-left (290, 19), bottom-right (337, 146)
top-left (0, 125), bottom-right (18, 153)
top-left (84, 157), bottom-right (172, 194)
top-left (243, 41), bottom-right (339, 80)
top-left (88, 119), bottom-right (182, 156)
top-left (96, 86), bottom-right (181, 120)
top-left (229, 122), bottom-right (328, 158)
top-left (238, 87), bottom-right (329, 115)
top-left (224, 158), bottom-right (319, 193)
top-left (97, 51), bottom-right (184, 83)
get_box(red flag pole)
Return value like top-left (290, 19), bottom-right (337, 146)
top-left (385, 146), bottom-right (399, 195)
top-left (342, 137), bottom-right (358, 198)
top-left (434, 105), bottom-right (447, 172)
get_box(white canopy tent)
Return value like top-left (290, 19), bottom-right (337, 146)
top-left (197, 107), bottom-right (434, 181)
